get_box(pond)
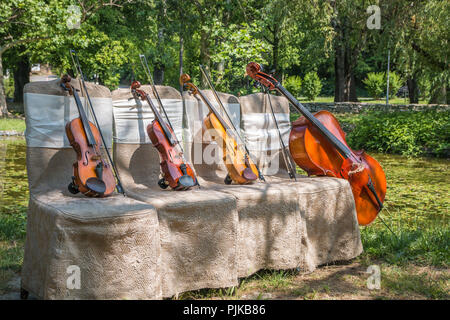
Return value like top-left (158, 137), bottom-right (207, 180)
top-left (0, 136), bottom-right (448, 287)
top-left (0, 137), bottom-right (28, 212)
top-left (1, 135), bottom-right (448, 229)
top-left (0, 135), bottom-right (449, 223)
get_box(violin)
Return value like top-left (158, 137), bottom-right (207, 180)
top-left (130, 80), bottom-right (197, 190)
top-left (246, 62), bottom-right (386, 225)
top-left (180, 73), bottom-right (259, 185)
top-left (61, 74), bottom-right (117, 197)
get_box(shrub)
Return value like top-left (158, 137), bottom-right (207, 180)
top-left (347, 110), bottom-right (450, 157)
top-left (283, 75), bottom-right (302, 98)
top-left (302, 72), bottom-right (322, 101)
top-left (387, 72), bottom-right (402, 99)
top-left (363, 72), bottom-right (385, 99)
top-left (3, 76), bottom-right (14, 99)
top-left (363, 71), bottom-right (403, 100)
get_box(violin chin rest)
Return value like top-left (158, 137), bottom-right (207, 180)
top-left (86, 177), bottom-right (106, 195)
top-left (242, 168), bottom-right (257, 181)
top-left (178, 175), bottom-right (196, 188)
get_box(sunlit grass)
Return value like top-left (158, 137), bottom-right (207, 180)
top-left (0, 119), bottom-right (26, 133)
top-left (359, 153), bottom-right (449, 267)
top-left (381, 264), bottom-right (449, 299)
top-left (0, 135), bottom-right (448, 299)
top-left (0, 138), bottom-right (27, 294)
top-left (300, 96), bottom-right (429, 105)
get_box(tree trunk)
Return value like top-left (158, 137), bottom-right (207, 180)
top-left (153, 66), bottom-right (164, 85)
top-left (447, 86), bottom-right (450, 105)
top-left (272, 31), bottom-right (281, 81)
top-left (153, 28), bottom-right (165, 85)
top-left (0, 54), bottom-right (8, 117)
top-left (349, 74), bottom-right (357, 101)
top-left (334, 43), bottom-right (358, 102)
top-left (13, 54), bottom-right (30, 107)
top-left (200, 30), bottom-right (211, 88)
top-left (407, 77), bottom-right (419, 104)
top-left (429, 83), bottom-right (447, 104)
top-left (179, 36), bottom-right (184, 77)
top-left (334, 44), bottom-right (345, 102)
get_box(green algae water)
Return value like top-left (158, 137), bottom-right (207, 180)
top-left (0, 137), bottom-right (27, 291)
top-left (0, 137), bottom-right (27, 210)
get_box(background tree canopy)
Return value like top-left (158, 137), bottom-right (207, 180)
top-left (1, 0), bottom-right (449, 116)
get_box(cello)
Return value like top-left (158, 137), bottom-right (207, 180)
top-left (180, 73), bottom-right (261, 185)
top-left (246, 62), bottom-right (386, 225)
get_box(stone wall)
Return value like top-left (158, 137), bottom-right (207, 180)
top-left (291, 102), bottom-right (450, 114)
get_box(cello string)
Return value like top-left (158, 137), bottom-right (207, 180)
top-left (377, 207), bottom-right (399, 241)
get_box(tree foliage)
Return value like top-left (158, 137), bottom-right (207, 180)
top-left (348, 110), bottom-right (450, 157)
top-left (0, 0), bottom-right (448, 117)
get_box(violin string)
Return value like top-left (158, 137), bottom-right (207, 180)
top-left (69, 52), bottom-right (100, 157)
top-left (139, 55), bottom-right (200, 187)
top-left (199, 65), bottom-right (245, 147)
top-left (199, 65), bottom-right (265, 181)
top-left (139, 55), bottom-right (185, 154)
top-left (69, 49), bottom-right (125, 195)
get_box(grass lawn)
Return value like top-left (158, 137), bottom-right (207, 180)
top-left (178, 152), bottom-right (449, 300)
top-left (0, 118), bottom-right (26, 133)
top-left (0, 138), bottom-right (27, 295)
top-left (301, 96), bottom-right (429, 105)
top-left (0, 118), bottom-right (448, 299)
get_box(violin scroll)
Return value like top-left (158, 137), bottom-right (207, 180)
top-left (131, 80), bottom-right (141, 90)
top-left (180, 73), bottom-right (198, 95)
top-left (130, 80), bottom-right (147, 101)
top-left (245, 62), bottom-right (278, 91)
top-left (60, 74), bottom-right (74, 95)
